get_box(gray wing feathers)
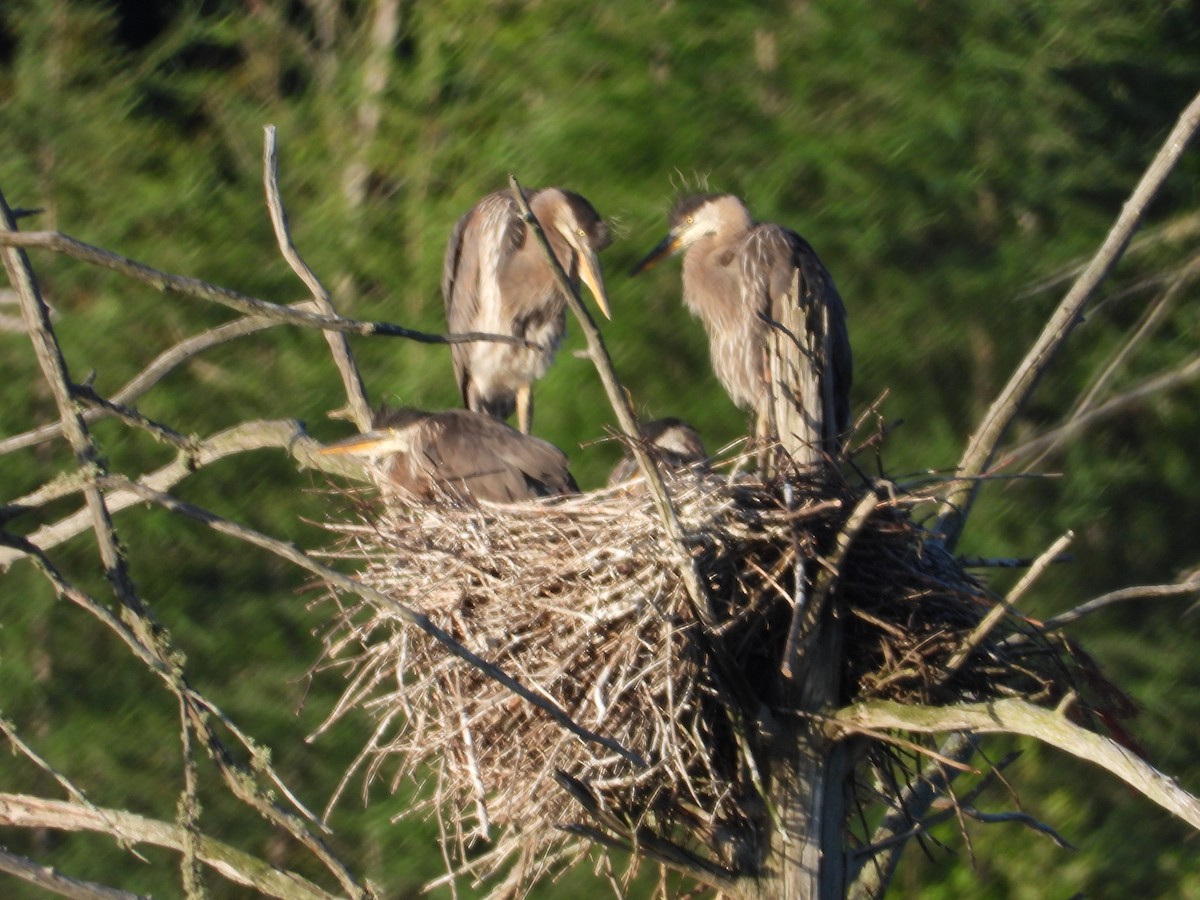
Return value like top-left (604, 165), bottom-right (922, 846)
top-left (747, 225), bottom-right (854, 438)
top-left (414, 411), bottom-right (575, 502)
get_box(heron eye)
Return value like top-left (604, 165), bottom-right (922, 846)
top-left (686, 215), bottom-right (694, 225)
top-left (577, 228), bottom-right (586, 237)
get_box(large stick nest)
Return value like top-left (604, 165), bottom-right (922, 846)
top-left (314, 461), bottom-right (1130, 895)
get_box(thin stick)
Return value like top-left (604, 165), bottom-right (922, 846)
top-left (935, 89), bottom-right (1200, 550)
top-left (1001, 355), bottom-right (1200, 466)
top-left (942, 531), bottom-right (1073, 678)
top-left (1, 420), bottom-right (360, 567)
top-left (0, 230), bottom-right (533, 348)
top-left (1039, 576), bottom-right (1200, 632)
top-left (0, 305), bottom-right (314, 456)
top-left (847, 733), bottom-right (978, 899)
top-left (1, 533), bottom-right (369, 898)
top-left (263, 125), bottom-right (372, 433)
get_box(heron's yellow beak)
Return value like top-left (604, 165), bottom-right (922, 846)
top-left (578, 247), bottom-right (611, 319)
top-left (318, 430), bottom-right (398, 457)
top-left (630, 233), bottom-right (682, 276)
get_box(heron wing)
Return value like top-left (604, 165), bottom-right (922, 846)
top-left (784, 231), bottom-right (853, 437)
top-left (442, 205), bottom-right (483, 402)
top-left (417, 411), bottom-right (575, 502)
top-left (746, 225), bottom-right (854, 438)
top-left (442, 193), bottom-right (530, 408)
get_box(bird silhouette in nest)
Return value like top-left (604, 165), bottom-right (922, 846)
top-left (633, 193), bottom-right (852, 456)
top-left (443, 187), bottom-right (612, 434)
top-left (319, 408), bottom-right (578, 504)
top-left (607, 418), bottom-right (709, 486)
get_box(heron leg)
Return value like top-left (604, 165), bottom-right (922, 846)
top-left (517, 385), bottom-right (533, 435)
top-left (755, 408), bottom-right (773, 475)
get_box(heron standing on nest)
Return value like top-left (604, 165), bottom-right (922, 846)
top-left (443, 188), bottom-right (612, 434)
top-left (632, 194), bottom-right (852, 456)
top-left (320, 408), bottom-right (578, 504)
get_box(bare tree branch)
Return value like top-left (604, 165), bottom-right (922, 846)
top-left (956, 805), bottom-right (1074, 850)
top-left (1001, 354), bottom-right (1200, 467)
top-left (0, 845), bottom-right (144, 900)
top-left (1, 533), bottom-right (370, 898)
top-left (1064, 255), bottom-right (1200, 432)
top-left (263, 125), bottom-right (372, 432)
top-left (0, 305), bottom-right (316, 456)
top-left (936, 89), bottom-right (1200, 550)
top-left (1038, 575), bottom-right (1200, 632)
top-left (0, 793), bottom-right (337, 900)
top-left (340, 0), bottom-right (400, 211)
top-left (1, 420), bottom-right (363, 567)
top-left (942, 531), bottom-right (1073, 679)
top-left (0, 230), bottom-right (532, 348)
top-left (833, 699), bottom-right (1200, 830)
top-left (0, 216), bottom-right (368, 895)
top-left (848, 734), bottom-right (978, 900)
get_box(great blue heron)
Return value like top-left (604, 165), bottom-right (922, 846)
top-left (632, 194), bottom-right (852, 454)
top-left (443, 188), bottom-right (612, 434)
top-left (607, 418), bottom-right (708, 486)
top-left (319, 408), bottom-right (578, 503)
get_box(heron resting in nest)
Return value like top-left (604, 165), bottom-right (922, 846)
top-left (320, 408), bottom-right (578, 504)
top-left (607, 417), bottom-right (709, 486)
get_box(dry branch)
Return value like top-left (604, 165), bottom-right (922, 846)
top-left (1037, 575), bottom-right (1200, 632)
top-left (0, 229), bottom-right (532, 349)
top-left (1002, 354), bottom-right (1200, 467)
top-left (833, 699), bottom-right (1200, 830)
top-left (0, 794), bottom-right (336, 900)
top-left (1, 419), bottom-right (358, 568)
top-left (936, 88), bottom-right (1200, 549)
top-left (0, 304), bottom-right (316, 456)
top-left (263, 125), bottom-right (372, 432)
top-left (0, 845), bottom-right (143, 900)
top-left (2, 192), bottom-right (370, 897)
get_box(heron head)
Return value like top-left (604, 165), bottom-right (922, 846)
top-left (544, 189), bottom-right (612, 319)
top-left (631, 193), bottom-right (749, 275)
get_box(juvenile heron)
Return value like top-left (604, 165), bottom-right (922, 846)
top-left (319, 408), bottom-right (578, 503)
top-left (632, 194), bottom-right (852, 453)
top-left (607, 418), bottom-right (708, 486)
top-left (443, 187), bottom-right (612, 434)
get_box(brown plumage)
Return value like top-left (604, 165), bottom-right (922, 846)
top-left (442, 188), bottom-right (612, 434)
top-left (607, 418), bottom-right (709, 486)
top-left (319, 408), bottom-right (578, 503)
top-left (633, 194), bottom-right (852, 450)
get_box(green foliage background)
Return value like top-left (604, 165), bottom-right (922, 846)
top-left (1, 1), bottom-right (1199, 896)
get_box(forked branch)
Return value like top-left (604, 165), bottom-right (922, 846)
top-left (936, 89), bottom-right (1200, 549)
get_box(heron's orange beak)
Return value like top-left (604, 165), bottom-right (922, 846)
top-left (578, 247), bottom-right (611, 319)
top-left (630, 233), bottom-right (683, 276)
top-left (318, 430), bottom-right (399, 457)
